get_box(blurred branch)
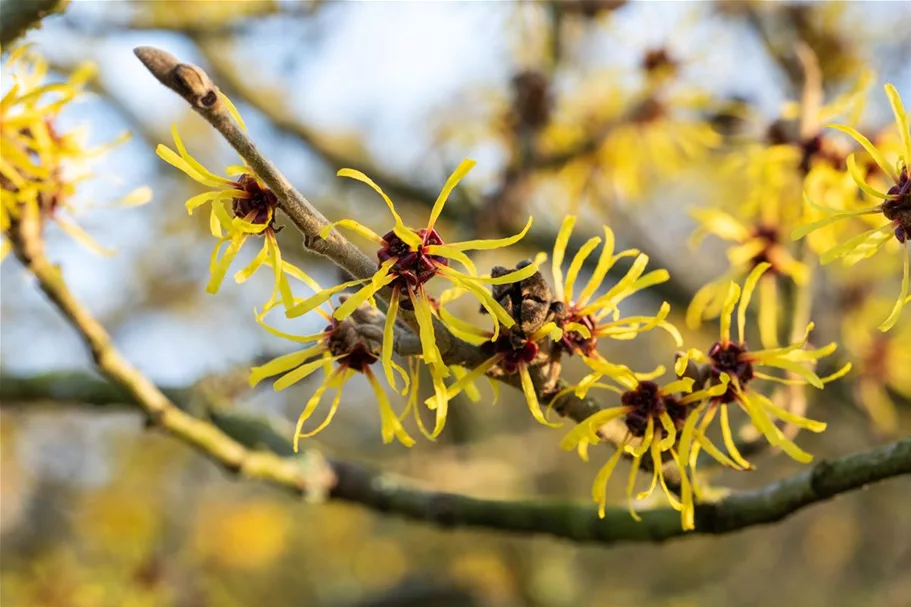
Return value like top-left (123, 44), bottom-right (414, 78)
top-left (0, 0), bottom-right (68, 47)
top-left (4, 369), bottom-right (908, 544)
top-left (6, 204), bottom-right (335, 498)
top-left (0, 371), bottom-right (192, 409)
top-left (62, 2), bottom-right (316, 37)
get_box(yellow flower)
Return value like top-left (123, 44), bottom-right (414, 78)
top-left (675, 263), bottom-right (850, 470)
top-left (687, 205), bottom-right (808, 347)
top-left (841, 295), bottom-right (911, 433)
top-left (249, 292), bottom-right (414, 450)
top-left (1, 46), bottom-right (150, 259)
top-left (792, 84), bottom-right (911, 331)
top-left (540, 82), bottom-right (720, 211)
top-left (560, 376), bottom-right (728, 530)
top-left (438, 318), bottom-right (565, 429)
top-left (287, 159), bottom-right (537, 436)
top-left (156, 103), bottom-right (311, 309)
top-left (546, 216), bottom-right (682, 393)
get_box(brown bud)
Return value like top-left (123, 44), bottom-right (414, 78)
top-left (485, 261), bottom-right (560, 336)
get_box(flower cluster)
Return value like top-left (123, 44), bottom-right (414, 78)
top-left (792, 85), bottom-right (910, 331)
top-left (1, 46), bottom-right (150, 259)
top-left (156, 104), bottom-right (314, 310)
top-left (150, 82), bottom-right (888, 535)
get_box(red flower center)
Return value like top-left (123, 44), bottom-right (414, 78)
top-left (749, 225), bottom-right (781, 271)
top-left (557, 307), bottom-right (598, 357)
top-left (883, 168), bottom-right (911, 243)
top-left (621, 380), bottom-right (687, 438)
top-left (485, 335), bottom-right (539, 375)
top-left (232, 174), bottom-right (279, 231)
top-left (377, 227), bottom-right (449, 293)
top-left (326, 321), bottom-right (378, 373)
top-left (708, 341), bottom-right (754, 403)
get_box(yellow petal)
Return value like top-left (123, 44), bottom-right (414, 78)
top-left (791, 192), bottom-right (881, 240)
top-left (437, 305), bottom-right (493, 345)
top-left (281, 260), bottom-right (323, 293)
top-left (293, 372), bottom-right (335, 452)
top-left (285, 279), bottom-right (366, 318)
top-left (446, 216), bottom-right (533, 251)
top-left (626, 453), bottom-right (644, 522)
top-left (519, 365), bottom-right (563, 428)
top-left (564, 236), bottom-right (602, 303)
top-left (334, 273), bottom-right (394, 320)
top-left (428, 367), bottom-right (450, 438)
top-left (218, 91), bottom-right (248, 131)
top-left (234, 238), bottom-right (270, 283)
top-left (720, 405), bottom-right (753, 469)
top-left (719, 281), bottom-right (741, 343)
top-left (450, 365), bottom-right (481, 402)
top-left (592, 447), bottom-right (625, 519)
top-left (691, 208), bottom-right (751, 242)
top-left (884, 84), bottom-right (911, 168)
top-left (366, 368), bottom-right (415, 447)
top-left (879, 241), bottom-right (909, 332)
top-left (249, 345), bottom-right (326, 386)
top-left (275, 355), bottom-right (342, 391)
top-left (427, 158), bottom-right (476, 231)
top-left (319, 219), bottom-right (384, 244)
top-left (337, 168), bottom-right (420, 246)
top-left (436, 355), bottom-right (500, 402)
top-left (821, 223), bottom-right (894, 265)
top-left (54, 217), bottom-right (115, 257)
top-left (577, 225), bottom-right (617, 307)
top-left (827, 123), bottom-right (898, 182)
top-left (207, 235), bottom-right (245, 294)
top-left (552, 216), bottom-right (577, 301)
top-left (409, 289), bottom-right (444, 368)
top-left (425, 244), bottom-right (477, 275)
top-left (846, 153), bottom-right (891, 199)
top-left (738, 262), bottom-right (771, 343)
top-left (448, 262), bottom-right (539, 285)
top-left (382, 288), bottom-right (402, 392)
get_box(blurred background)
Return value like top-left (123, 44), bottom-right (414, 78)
top-left (2, 1), bottom-right (911, 606)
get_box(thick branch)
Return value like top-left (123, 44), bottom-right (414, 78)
top-left (2, 370), bottom-right (908, 544)
top-left (0, 0), bottom-right (68, 47)
top-left (330, 437), bottom-right (911, 542)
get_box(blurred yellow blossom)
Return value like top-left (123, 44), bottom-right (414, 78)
top-left (792, 84), bottom-right (910, 331)
top-left (1, 45), bottom-right (151, 259)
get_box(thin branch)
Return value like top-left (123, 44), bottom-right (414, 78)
top-left (0, 0), bottom-right (69, 47)
top-left (2, 367), bottom-right (908, 543)
top-left (6, 205), bottom-right (335, 498)
top-left (192, 37), bottom-right (693, 312)
top-left (132, 45), bottom-right (479, 367)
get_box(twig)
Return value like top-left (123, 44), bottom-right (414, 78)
top-left (192, 36), bottom-right (694, 312)
top-left (132, 45), bottom-right (480, 366)
top-left (6, 205), bottom-right (335, 498)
